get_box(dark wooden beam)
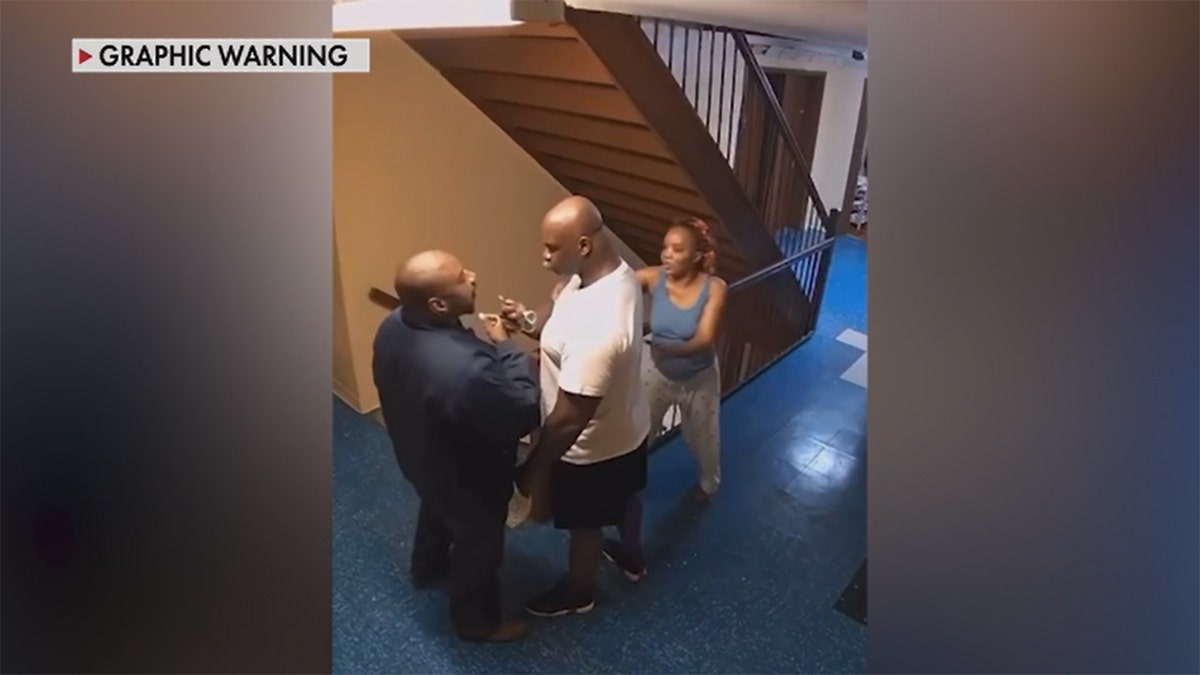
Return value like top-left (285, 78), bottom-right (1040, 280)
top-left (566, 8), bottom-right (782, 268)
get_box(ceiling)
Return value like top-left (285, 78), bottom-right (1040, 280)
top-left (333, 0), bottom-right (867, 51)
top-left (566, 0), bottom-right (867, 49)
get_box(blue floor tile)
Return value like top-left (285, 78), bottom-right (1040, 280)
top-left (817, 236), bottom-right (868, 338)
top-left (333, 235), bottom-right (867, 674)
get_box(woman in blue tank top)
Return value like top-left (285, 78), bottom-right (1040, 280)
top-left (636, 217), bottom-right (728, 500)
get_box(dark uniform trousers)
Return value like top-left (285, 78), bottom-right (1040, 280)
top-left (412, 494), bottom-right (509, 638)
top-left (373, 309), bottom-right (540, 639)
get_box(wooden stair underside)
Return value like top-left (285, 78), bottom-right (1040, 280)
top-left (401, 21), bottom-right (761, 280)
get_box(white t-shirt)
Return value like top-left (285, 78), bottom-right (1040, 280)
top-left (539, 261), bottom-right (650, 465)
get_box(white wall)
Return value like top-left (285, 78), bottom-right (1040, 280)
top-left (567, 0), bottom-right (867, 49)
top-left (755, 48), bottom-right (867, 214)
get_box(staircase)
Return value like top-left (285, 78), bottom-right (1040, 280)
top-left (391, 8), bottom-right (837, 395)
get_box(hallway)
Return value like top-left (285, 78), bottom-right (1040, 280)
top-left (333, 235), bottom-right (867, 674)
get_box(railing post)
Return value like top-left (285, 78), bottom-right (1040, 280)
top-left (827, 208), bottom-right (841, 238)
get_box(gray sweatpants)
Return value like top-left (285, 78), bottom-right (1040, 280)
top-left (645, 361), bottom-right (722, 495)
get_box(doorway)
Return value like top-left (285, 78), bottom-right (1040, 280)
top-left (734, 68), bottom-right (826, 233)
top-left (766, 68), bottom-right (824, 169)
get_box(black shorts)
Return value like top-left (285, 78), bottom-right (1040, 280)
top-left (551, 439), bottom-right (649, 530)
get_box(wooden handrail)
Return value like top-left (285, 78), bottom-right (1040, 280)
top-left (368, 286), bottom-right (400, 310)
top-left (729, 31), bottom-right (829, 222)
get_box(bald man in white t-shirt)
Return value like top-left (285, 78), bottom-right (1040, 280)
top-left (500, 196), bottom-right (651, 618)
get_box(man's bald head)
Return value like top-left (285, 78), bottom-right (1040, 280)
top-left (540, 195), bottom-right (613, 276)
top-left (543, 195), bottom-right (603, 238)
top-left (394, 249), bottom-right (477, 318)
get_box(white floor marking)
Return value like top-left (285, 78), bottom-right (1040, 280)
top-left (836, 328), bottom-right (867, 389)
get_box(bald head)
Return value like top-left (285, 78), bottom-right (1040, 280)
top-left (394, 249), bottom-right (477, 317)
top-left (540, 195), bottom-right (614, 276)
top-left (394, 249), bottom-right (452, 299)
top-left (543, 195), bottom-right (603, 238)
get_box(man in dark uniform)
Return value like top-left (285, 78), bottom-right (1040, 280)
top-left (372, 249), bottom-right (540, 643)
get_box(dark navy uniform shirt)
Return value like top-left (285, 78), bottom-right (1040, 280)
top-left (372, 308), bottom-right (541, 516)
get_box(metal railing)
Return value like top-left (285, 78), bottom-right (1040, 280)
top-left (638, 17), bottom-right (834, 283)
top-left (649, 236), bottom-right (834, 435)
top-left (630, 15), bottom-right (841, 439)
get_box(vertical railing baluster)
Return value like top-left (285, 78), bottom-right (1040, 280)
top-left (803, 211), bottom-right (821, 296)
top-left (807, 251), bottom-right (825, 333)
top-left (794, 209), bottom-right (808, 290)
top-left (794, 157), bottom-right (805, 233)
top-left (694, 28), bottom-right (702, 122)
top-left (786, 155), bottom-right (800, 252)
top-left (690, 29), bottom-right (699, 111)
top-left (808, 203), bottom-right (820, 249)
top-left (758, 87), bottom-right (775, 224)
top-left (681, 28), bottom-right (689, 103)
top-left (700, 26), bottom-right (710, 128)
top-left (797, 209), bottom-right (813, 295)
top-left (724, 38), bottom-right (734, 164)
top-left (716, 30), bottom-right (727, 158)
top-left (700, 28), bottom-right (709, 123)
top-left (667, 23), bottom-right (675, 71)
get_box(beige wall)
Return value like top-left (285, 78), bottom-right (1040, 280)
top-left (756, 49), bottom-right (867, 215)
top-left (332, 228), bottom-right (359, 407)
top-left (334, 30), bottom-right (645, 412)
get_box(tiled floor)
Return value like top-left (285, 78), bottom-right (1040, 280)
top-left (333, 235), bottom-right (867, 674)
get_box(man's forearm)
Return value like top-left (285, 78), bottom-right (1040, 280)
top-left (467, 342), bottom-right (542, 446)
top-left (526, 414), bottom-right (587, 476)
top-left (495, 339), bottom-right (535, 381)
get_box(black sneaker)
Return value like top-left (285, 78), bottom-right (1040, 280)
top-left (525, 582), bottom-right (595, 618)
top-left (602, 540), bottom-right (647, 583)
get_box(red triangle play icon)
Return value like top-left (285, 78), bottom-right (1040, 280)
top-left (78, 49), bottom-right (92, 64)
